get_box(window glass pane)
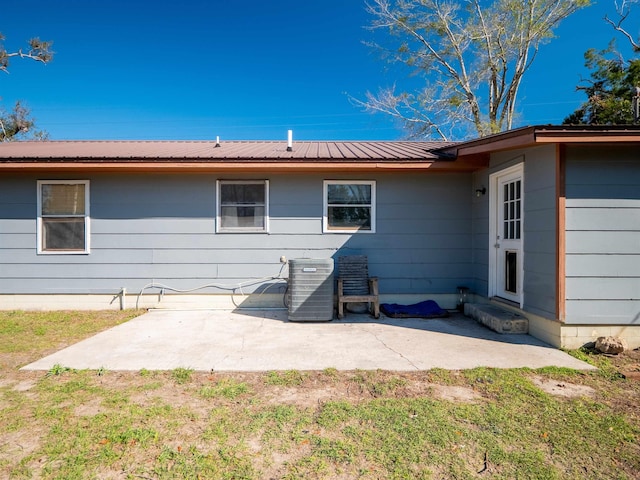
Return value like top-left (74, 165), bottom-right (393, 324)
top-left (327, 184), bottom-right (371, 205)
top-left (220, 184), bottom-right (264, 204)
top-left (220, 206), bottom-right (265, 228)
top-left (42, 218), bottom-right (85, 250)
top-left (328, 206), bottom-right (371, 229)
top-left (42, 184), bottom-right (85, 215)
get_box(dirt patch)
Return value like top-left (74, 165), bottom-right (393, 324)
top-left (620, 365), bottom-right (640, 380)
top-left (74, 397), bottom-right (106, 417)
top-left (531, 376), bottom-right (595, 398)
top-left (599, 347), bottom-right (640, 369)
top-left (11, 379), bottom-right (37, 392)
top-left (264, 385), bottom-right (346, 407)
top-left (1, 430), bottom-right (42, 458)
top-left (430, 384), bottom-right (484, 402)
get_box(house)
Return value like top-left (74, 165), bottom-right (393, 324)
top-left (0, 125), bottom-right (638, 349)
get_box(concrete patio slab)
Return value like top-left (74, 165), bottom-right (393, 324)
top-left (22, 309), bottom-right (595, 371)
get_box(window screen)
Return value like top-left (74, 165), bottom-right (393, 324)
top-left (217, 180), bottom-right (268, 232)
top-left (38, 181), bottom-right (89, 253)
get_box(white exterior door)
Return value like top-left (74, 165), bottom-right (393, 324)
top-left (489, 165), bottom-right (524, 305)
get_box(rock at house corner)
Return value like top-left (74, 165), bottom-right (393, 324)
top-left (595, 336), bottom-right (628, 354)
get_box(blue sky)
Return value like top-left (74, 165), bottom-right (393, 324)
top-left (1, 0), bottom-right (636, 141)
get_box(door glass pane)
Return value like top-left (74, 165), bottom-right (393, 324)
top-left (502, 179), bottom-right (522, 240)
top-left (505, 251), bottom-right (517, 293)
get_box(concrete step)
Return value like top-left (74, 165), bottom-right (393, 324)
top-left (464, 303), bottom-right (529, 334)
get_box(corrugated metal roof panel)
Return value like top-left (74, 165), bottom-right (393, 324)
top-left (0, 140), bottom-right (453, 161)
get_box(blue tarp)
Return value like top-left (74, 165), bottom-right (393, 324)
top-left (380, 300), bottom-right (449, 318)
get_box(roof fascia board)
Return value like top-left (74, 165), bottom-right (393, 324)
top-left (447, 126), bottom-right (640, 157)
top-left (0, 158), bottom-right (485, 173)
top-left (534, 133), bottom-right (640, 143)
top-left (452, 130), bottom-right (537, 156)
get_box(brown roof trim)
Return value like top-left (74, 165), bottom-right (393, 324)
top-left (0, 158), bottom-right (486, 173)
top-left (440, 125), bottom-right (640, 157)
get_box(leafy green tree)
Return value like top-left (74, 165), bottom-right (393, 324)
top-left (0, 33), bottom-right (53, 141)
top-left (563, 46), bottom-right (640, 124)
top-left (564, 0), bottom-right (639, 124)
top-left (358, 0), bottom-right (590, 140)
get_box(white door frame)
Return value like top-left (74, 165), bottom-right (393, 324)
top-left (488, 163), bottom-right (525, 307)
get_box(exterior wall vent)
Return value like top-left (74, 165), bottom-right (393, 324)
top-left (287, 258), bottom-right (334, 322)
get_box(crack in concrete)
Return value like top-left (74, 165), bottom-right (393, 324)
top-left (358, 324), bottom-right (420, 370)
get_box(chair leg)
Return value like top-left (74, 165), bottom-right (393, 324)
top-left (369, 277), bottom-right (380, 319)
top-left (337, 278), bottom-right (345, 319)
top-left (372, 299), bottom-right (380, 319)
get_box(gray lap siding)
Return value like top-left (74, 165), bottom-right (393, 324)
top-left (564, 146), bottom-right (640, 325)
top-left (0, 172), bottom-right (473, 296)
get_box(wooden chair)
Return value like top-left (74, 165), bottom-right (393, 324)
top-left (337, 255), bottom-right (380, 319)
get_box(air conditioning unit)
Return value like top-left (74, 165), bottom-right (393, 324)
top-left (287, 258), bottom-right (334, 322)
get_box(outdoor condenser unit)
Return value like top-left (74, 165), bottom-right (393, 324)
top-left (287, 258), bottom-right (334, 322)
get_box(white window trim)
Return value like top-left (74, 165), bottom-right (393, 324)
top-left (37, 180), bottom-right (91, 255)
top-left (323, 180), bottom-right (376, 233)
top-left (216, 180), bottom-right (269, 233)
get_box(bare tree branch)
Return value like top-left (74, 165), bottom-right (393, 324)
top-left (0, 33), bottom-right (53, 140)
top-left (0, 35), bottom-right (54, 74)
top-left (604, 0), bottom-right (640, 51)
top-left (360, 0), bottom-right (589, 139)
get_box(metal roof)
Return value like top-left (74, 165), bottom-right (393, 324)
top-left (2, 126), bottom-right (636, 172)
top-left (0, 140), bottom-right (452, 161)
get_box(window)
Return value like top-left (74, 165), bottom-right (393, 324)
top-left (217, 180), bottom-right (269, 232)
top-left (37, 180), bottom-right (90, 254)
top-left (323, 180), bottom-right (375, 233)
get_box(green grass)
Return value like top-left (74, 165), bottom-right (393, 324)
top-left (0, 311), bottom-right (639, 479)
top-left (171, 367), bottom-right (194, 384)
top-left (199, 378), bottom-right (251, 400)
top-left (0, 310), bottom-right (139, 369)
top-left (264, 369), bottom-right (308, 386)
